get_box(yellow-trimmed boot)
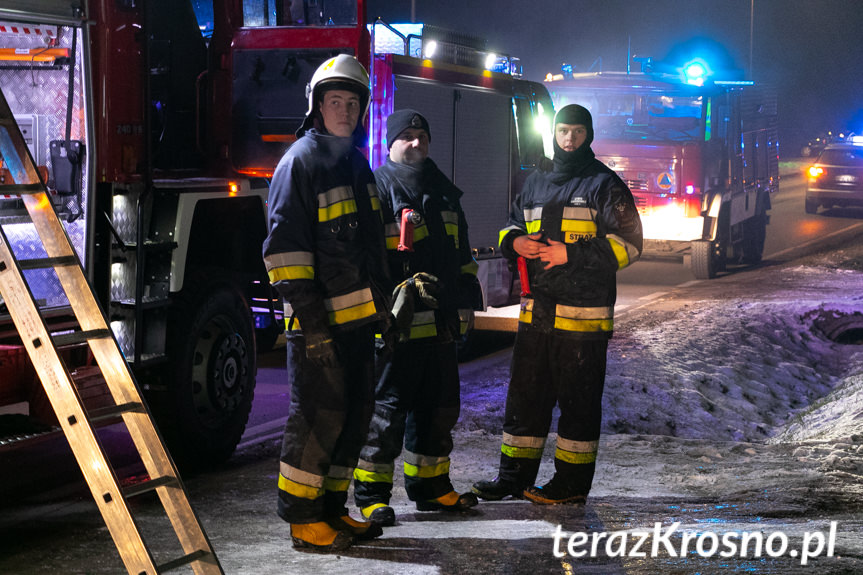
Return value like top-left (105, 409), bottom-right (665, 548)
top-left (326, 514), bottom-right (383, 540)
top-left (290, 521), bottom-right (353, 551)
top-left (416, 490), bottom-right (478, 512)
top-left (361, 503), bottom-right (396, 527)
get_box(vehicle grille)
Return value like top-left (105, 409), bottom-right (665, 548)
top-left (625, 178), bottom-right (649, 192)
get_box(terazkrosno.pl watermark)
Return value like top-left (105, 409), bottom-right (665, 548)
top-left (552, 521), bottom-right (837, 566)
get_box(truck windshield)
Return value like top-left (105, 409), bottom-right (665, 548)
top-left (553, 89), bottom-right (704, 143)
top-left (241, 0), bottom-right (358, 27)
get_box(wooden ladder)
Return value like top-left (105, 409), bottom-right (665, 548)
top-left (0, 159), bottom-right (223, 574)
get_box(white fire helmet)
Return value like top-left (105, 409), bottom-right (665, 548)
top-left (297, 54), bottom-right (370, 138)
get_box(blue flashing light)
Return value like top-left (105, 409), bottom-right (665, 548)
top-left (682, 58), bottom-right (711, 86)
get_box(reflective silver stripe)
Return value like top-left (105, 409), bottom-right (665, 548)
top-left (554, 304), bottom-right (613, 319)
top-left (404, 450), bottom-right (450, 467)
top-left (356, 459), bottom-right (395, 474)
top-left (264, 251), bottom-right (314, 271)
top-left (279, 462), bottom-right (324, 488)
top-left (520, 298), bottom-right (534, 311)
top-left (324, 287), bottom-right (374, 312)
top-left (562, 206), bottom-right (594, 220)
top-left (441, 211), bottom-right (459, 225)
top-left (523, 206), bottom-right (543, 222)
top-left (367, 183), bottom-right (379, 200)
top-left (556, 437), bottom-right (599, 453)
top-left (607, 233), bottom-right (641, 263)
top-left (384, 222), bottom-right (400, 236)
top-left (411, 310), bottom-right (436, 327)
top-left (327, 465), bottom-right (354, 480)
top-left (502, 432), bottom-right (546, 449)
top-left (318, 185), bottom-right (353, 209)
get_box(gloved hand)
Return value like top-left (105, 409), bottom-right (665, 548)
top-left (304, 330), bottom-right (340, 368)
top-left (390, 280), bottom-right (416, 343)
top-left (411, 272), bottom-right (441, 309)
top-left (292, 302), bottom-right (340, 369)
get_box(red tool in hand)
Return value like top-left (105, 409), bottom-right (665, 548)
top-left (517, 256), bottom-right (530, 296)
top-left (398, 209), bottom-right (422, 252)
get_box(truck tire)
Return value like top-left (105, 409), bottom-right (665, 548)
top-left (740, 213), bottom-right (767, 264)
top-left (691, 239), bottom-right (717, 279)
top-left (158, 279), bottom-right (256, 469)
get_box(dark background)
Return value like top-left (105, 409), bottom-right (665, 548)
top-left (366, 0), bottom-right (863, 154)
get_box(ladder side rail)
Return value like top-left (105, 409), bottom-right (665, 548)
top-left (20, 193), bottom-right (223, 575)
top-left (0, 229), bottom-right (159, 575)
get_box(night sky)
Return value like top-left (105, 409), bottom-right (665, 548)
top-left (366, 0), bottom-right (863, 154)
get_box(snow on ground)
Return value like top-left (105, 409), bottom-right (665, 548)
top-left (456, 242), bottom-right (863, 504)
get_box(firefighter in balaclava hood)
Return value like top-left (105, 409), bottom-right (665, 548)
top-left (473, 104), bottom-right (643, 505)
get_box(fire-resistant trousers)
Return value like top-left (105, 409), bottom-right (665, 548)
top-left (497, 327), bottom-right (608, 494)
top-left (277, 324), bottom-right (376, 524)
top-left (354, 339), bottom-right (461, 507)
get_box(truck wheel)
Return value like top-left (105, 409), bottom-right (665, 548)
top-left (159, 281), bottom-right (256, 469)
top-left (691, 239), bottom-right (717, 279)
top-left (741, 213), bottom-right (767, 264)
top-left (805, 198), bottom-right (818, 214)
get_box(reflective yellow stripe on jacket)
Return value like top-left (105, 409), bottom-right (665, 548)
top-left (554, 304), bottom-right (613, 333)
top-left (409, 310), bottom-right (437, 340)
top-left (265, 251), bottom-right (315, 282)
top-left (324, 287), bottom-right (378, 326)
top-left (441, 210), bottom-right (459, 248)
top-left (318, 185), bottom-right (357, 222)
top-left (561, 206), bottom-right (597, 243)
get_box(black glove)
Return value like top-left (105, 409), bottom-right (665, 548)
top-left (411, 272), bottom-right (441, 309)
top-left (292, 303), bottom-right (340, 369)
top-left (390, 279), bottom-right (416, 343)
top-left (304, 331), bottom-right (340, 368)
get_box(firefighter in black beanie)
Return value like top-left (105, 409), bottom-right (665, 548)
top-left (353, 109), bottom-right (481, 526)
top-left (473, 104), bottom-right (643, 504)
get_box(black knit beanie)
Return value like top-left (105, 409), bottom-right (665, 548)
top-left (386, 109), bottom-right (431, 148)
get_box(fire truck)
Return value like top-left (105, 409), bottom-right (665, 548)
top-left (0, 1), bottom-right (550, 464)
top-left (545, 67), bottom-right (779, 279)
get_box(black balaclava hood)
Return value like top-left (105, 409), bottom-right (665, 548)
top-left (552, 104), bottom-right (595, 178)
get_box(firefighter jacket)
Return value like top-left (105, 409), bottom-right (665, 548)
top-left (499, 157), bottom-right (642, 339)
top-left (375, 157), bottom-right (480, 341)
top-left (263, 129), bottom-right (391, 335)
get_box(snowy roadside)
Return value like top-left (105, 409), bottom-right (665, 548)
top-left (448, 238), bottom-right (863, 573)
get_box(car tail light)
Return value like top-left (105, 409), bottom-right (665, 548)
top-left (808, 166), bottom-right (824, 178)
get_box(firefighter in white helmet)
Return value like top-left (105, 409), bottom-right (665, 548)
top-left (263, 54), bottom-right (392, 551)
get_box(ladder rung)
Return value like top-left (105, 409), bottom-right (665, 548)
top-left (122, 475), bottom-right (177, 499)
top-left (18, 255), bottom-right (78, 270)
top-left (87, 402), bottom-right (145, 423)
top-left (51, 328), bottom-right (112, 347)
top-left (0, 183), bottom-right (43, 194)
top-left (157, 549), bottom-right (212, 573)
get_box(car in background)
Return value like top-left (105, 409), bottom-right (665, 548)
top-left (801, 131), bottom-right (847, 157)
top-left (805, 137), bottom-right (863, 214)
